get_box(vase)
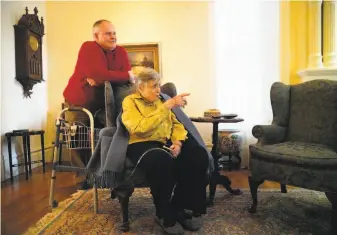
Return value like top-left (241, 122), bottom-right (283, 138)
top-left (217, 129), bottom-right (242, 155)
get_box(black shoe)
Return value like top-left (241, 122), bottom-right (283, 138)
top-left (155, 217), bottom-right (184, 235)
top-left (176, 210), bottom-right (202, 231)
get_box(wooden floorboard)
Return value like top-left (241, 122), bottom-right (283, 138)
top-left (1, 165), bottom-right (282, 235)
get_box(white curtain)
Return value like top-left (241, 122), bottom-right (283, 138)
top-left (212, 0), bottom-right (280, 168)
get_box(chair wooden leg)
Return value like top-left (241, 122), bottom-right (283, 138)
top-left (111, 190), bottom-right (117, 199)
top-left (280, 184), bottom-right (287, 193)
top-left (114, 187), bottom-right (134, 232)
top-left (93, 176), bottom-right (98, 214)
top-left (118, 196), bottom-right (130, 232)
top-left (248, 176), bottom-right (264, 213)
top-left (325, 192), bottom-right (337, 235)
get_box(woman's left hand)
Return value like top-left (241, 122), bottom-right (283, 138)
top-left (169, 144), bottom-right (181, 158)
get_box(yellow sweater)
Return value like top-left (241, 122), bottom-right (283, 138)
top-left (121, 92), bottom-right (188, 145)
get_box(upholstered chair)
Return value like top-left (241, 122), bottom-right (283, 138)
top-left (248, 79), bottom-right (337, 234)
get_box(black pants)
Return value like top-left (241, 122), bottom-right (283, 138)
top-left (127, 136), bottom-right (209, 224)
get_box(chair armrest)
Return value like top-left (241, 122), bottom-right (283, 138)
top-left (252, 124), bottom-right (287, 145)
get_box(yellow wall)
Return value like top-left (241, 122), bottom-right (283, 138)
top-left (280, 0), bottom-right (291, 85)
top-left (280, 0), bottom-right (309, 85)
top-left (45, 1), bottom-right (215, 146)
top-left (289, 1), bottom-right (308, 84)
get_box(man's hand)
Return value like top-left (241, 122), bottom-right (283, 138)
top-left (164, 93), bottom-right (190, 110)
top-left (128, 70), bottom-right (135, 84)
top-left (87, 78), bottom-right (98, 86)
top-left (169, 144), bottom-right (181, 158)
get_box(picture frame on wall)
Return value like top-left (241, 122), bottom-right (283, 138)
top-left (120, 43), bottom-right (160, 75)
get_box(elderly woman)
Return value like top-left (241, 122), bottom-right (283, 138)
top-left (121, 68), bottom-right (210, 234)
top-left (86, 67), bottom-right (213, 235)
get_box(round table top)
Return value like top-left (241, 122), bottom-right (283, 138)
top-left (190, 117), bottom-right (244, 123)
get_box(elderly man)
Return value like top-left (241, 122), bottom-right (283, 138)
top-left (63, 19), bottom-right (134, 185)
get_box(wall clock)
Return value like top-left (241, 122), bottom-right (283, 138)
top-left (14, 7), bottom-right (45, 98)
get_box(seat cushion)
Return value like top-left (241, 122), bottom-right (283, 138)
top-left (250, 141), bottom-right (337, 169)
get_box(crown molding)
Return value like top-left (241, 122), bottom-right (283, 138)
top-left (297, 67), bottom-right (337, 81)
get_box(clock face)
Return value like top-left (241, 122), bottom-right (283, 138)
top-left (29, 35), bottom-right (39, 51)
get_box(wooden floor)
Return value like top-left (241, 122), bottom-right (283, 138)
top-left (1, 165), bottom-right (282, 235)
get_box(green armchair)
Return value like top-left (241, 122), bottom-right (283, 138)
top-left (248, 79), bottom-right (337, 234)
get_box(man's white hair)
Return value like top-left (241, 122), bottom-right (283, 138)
top-left (92, 19), bottom-right (113, 36)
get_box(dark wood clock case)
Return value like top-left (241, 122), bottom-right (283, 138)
top-left (14, 7), bottom-right (45, 98)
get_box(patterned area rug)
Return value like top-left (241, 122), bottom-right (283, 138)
top-left (25, 188), bottom-right (332, 235)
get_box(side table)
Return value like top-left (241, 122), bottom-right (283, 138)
top-left (190, 116), bottom-right (244, 206)
top-left (5, 129), bottom-right (46, 181)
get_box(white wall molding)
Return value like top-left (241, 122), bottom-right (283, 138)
top-left (323, 0), bottom-right (337, 67)
top-left (298, 0), bottom-right (337, 82)
top-left (298, 67), bottom-right (337, 81)
top-left (308, 0), bottom-right (324, 68)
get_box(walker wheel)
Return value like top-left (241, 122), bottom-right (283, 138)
top-left (52, 200), bottom-right (58, 208)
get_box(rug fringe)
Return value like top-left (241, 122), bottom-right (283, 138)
top-left (23, 190), bottom-right (86, 235)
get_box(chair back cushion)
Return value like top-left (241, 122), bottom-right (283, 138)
top-left (160, 82), bottom-right (177, 98)
top-left (287, 79), bottom-right (337, 151)
top-left (270, 82), bottom-right (290, 126)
